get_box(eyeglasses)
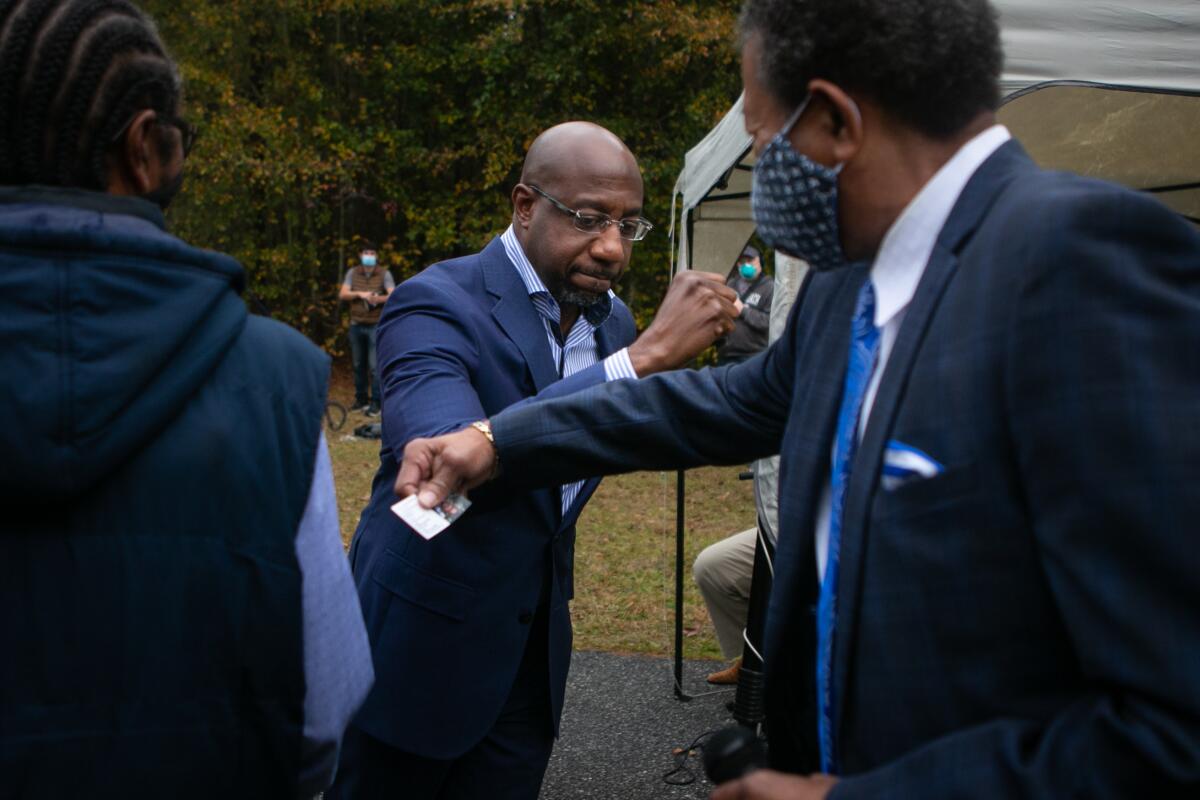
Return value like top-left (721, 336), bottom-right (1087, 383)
top-left (160, 114), bottom-right (197, 158)
top-left (527, 184), bottom-right (654, 242)
top-left (110, 111), bottom-right (197, 158)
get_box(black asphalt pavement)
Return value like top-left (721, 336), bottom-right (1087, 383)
top-left (540, 651), bottom-right (737, 800)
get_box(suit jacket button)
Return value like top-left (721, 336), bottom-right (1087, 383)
top-left (518, 611), bottom-right (533, 624)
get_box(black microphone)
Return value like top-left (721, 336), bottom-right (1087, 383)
top-left (703, 725), bottom-right (768, 785)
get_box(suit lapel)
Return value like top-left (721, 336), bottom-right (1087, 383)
top-left (592, 313), bottom-right (618, 360)
top-left (762, 266), bottom-right (867, 670)
top-left (832, 246), bottom-right (961, 711)
top-left (479, 237), bottom-right (560, 530)
top-left (483, 238), bottom-right (628, 531)
top-left (481, 237), bottom-right (559, 393)
top-left (830, 140), bottom-right (1034, 739)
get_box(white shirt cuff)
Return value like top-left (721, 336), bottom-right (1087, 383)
top-left (603, 348), bottom-right (637, 381)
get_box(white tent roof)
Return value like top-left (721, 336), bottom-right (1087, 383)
top-left (1000, 1), bottom-right (1200, 97)
top-left (669, 93), bottom-right (756, 277)
top-left (673, 0), bottom-right (1200, 274)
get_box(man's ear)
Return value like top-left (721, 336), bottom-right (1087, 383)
top-left (511, 183), bottom-right (537, 230)
top-left (806, 79), bottom-right (864, 166)
top-left (106, 109), bottom-right (160, 195)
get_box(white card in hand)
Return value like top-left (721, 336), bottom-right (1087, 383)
top-left (390, 493), bottom-right (472, 540)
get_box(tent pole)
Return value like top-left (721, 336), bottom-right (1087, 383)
top-left (673, 209), bottom-right (698, 701)
top-left (674, 469), bottom-right (690, 701)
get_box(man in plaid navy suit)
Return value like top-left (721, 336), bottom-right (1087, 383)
top-left (395, 1), bottom-right (1200, 797)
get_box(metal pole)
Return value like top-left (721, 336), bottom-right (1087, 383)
top-left (674, 468), bottom-right (691, 701)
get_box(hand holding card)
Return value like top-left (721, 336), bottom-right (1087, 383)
top-left (391, 492), bottom-right (473, 540)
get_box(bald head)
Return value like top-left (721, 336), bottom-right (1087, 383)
top-left (520, 121), bottom-right (642, 196)
top-left (510, 121), bottom-right (646, 323)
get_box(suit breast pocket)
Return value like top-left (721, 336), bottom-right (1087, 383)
top-left (874, 461), bottom-right (980, 522)
top-left (373, 549), bottom-right (476, 622)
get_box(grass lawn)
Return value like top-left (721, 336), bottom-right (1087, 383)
top-left (326, 371), bottom-right (756, 662)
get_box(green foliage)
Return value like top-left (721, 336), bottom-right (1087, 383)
top-left (142, 0), bottom-right (743, 348)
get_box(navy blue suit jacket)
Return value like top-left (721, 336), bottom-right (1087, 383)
top-left (490, 142), bottom-right (1200, 796)
top-left (347, 237), bottom-right (636, 759)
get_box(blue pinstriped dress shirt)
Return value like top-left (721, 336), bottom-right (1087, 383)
top-left (500, 225), bottom-right (637, 515)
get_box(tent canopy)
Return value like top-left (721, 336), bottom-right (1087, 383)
top-left (673, 0), bottom-right (1200, 274)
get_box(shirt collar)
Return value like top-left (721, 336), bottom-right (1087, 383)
top-left (870, 124), bottom-right (1012, 329)
top-left (500, 224), bottom-right (615, 328)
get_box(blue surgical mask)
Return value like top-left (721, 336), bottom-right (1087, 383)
top-left (739, 262), bottom-right (758, 280)
top-left (361, 254), bottom-right (377, 268)
top-left (751, 96), bottom-right (852, 271)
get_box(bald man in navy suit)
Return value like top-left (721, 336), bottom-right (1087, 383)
top-left (331, 122), bottom-right (741, 800)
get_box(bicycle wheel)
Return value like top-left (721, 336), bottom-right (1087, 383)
top-left (325, 401), bottom-right (348, 432)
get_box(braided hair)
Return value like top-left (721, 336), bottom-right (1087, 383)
top-left (0, 0), bottom-right (180, 189)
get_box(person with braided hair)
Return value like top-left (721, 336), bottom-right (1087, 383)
top-left (0, 1), bottom-right (373, 797)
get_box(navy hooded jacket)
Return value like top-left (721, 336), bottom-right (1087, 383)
top-left (0, 187), bottom-right (329, 798)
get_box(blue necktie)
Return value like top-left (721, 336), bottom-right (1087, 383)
top-left (816, 279), bottom-right (880, 774)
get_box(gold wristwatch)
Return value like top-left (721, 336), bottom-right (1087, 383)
top-left (470, 419), bottom-right (501, 478)
top-left (470, 419), bottom-right (494, 444)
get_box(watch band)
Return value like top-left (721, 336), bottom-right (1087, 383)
top-left (469, 419), bottom-right (500, 478)
top-left (470, 419), bottom-right (494, 444)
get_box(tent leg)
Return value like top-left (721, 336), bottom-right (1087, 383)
top-left (674, 469), bottom-right (692, 701)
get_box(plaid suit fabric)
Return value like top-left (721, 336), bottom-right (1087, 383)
top-left (493, 142), bottom-right (1200, 796)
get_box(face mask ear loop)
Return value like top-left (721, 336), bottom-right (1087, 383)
top-left (778, 94), bottom-right (812, 140)
top-left (831, 96), bottom-right (863, 176)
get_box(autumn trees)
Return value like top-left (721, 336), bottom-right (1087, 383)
top-left (144, 0), bottom-right (742, 348)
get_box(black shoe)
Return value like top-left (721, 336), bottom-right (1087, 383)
top-left (365, 404), bottom-right (380, 417)
top-left (350, 401), bottom-right (369, 413)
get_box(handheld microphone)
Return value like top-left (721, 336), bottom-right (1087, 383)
top-left (703, 725), bottom-right (768, 785)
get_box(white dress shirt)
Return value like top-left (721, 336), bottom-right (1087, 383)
top-left (813, 124), bottom-right (1012, 581)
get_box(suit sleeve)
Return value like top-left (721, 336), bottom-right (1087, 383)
top-left (376, 277), bottom-right (631, 455)
top-left (491, 304), bottom-right (800, 489)
top-left (833, 188), bottom-right (1200, 798)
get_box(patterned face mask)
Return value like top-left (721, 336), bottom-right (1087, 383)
top-left (751, 96), bottom-right (851, 271)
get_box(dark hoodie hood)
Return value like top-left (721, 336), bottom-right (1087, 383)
top-left (0, 187), bottom-right (248, 500)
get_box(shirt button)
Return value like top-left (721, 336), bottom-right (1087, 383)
top-left (518, 611), bottom-right (533, 624)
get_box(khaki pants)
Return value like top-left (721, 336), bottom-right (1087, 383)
top-left (693, 527), bottom-right (758, 660)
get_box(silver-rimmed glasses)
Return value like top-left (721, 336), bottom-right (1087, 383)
top-left (527, 184), bottom-right (654, 242)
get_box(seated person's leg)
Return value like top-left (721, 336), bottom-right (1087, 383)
top-left (693, 528), bottom-right (758, 683)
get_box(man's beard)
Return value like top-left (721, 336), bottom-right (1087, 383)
top-left (553, 287), bottom-right (605, 308)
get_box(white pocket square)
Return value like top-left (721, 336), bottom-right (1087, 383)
top-left (882, 440), bottom-right (944, 491)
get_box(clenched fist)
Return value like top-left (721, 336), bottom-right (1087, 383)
top-left (627, 270), bottom-right (742, 376)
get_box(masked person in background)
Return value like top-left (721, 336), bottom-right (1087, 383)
top-left (0, 1), bottom-right (372, 796)
top-left (339, 244), bottom-right (395, 416)
top-left (716, 244), bottom-right (775, 365)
